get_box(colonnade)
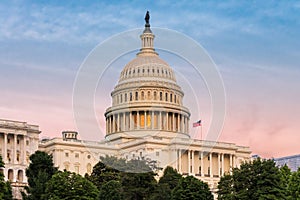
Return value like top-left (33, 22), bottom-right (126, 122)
top-left (1, 133), bottom-right (27, 164)
top-left (106, 110), bottom-right (189, 134)
top-left (176, 150), bottom-right (237, 177)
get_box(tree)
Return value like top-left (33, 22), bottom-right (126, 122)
top-left (171, 176), bottom-right (213, 200)
top-left (89, 156), bottom-right (157, 200)
top-left (87, 156), bottom-right (122, 190)
top-left (151, 166), bottom-right (182, 200)
top-left (43, 170), bottom-right (99, 200)
top-left (218, 158), bottom-right (286, 200)
top-left (287, 168), bottom-right (300, 200)
top-left (0, 156), bottom-right (13, 200)
top-left (280, 165), bottom-right (292, 198)
top-left (98, 180), bottom-right (123, 200)
top-left (22, 151), bottom-right (57, 200)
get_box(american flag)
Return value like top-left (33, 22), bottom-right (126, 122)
top-left (193, 120), bottom-right (202, 127)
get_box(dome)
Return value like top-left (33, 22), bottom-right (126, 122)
top-left (104, 13), bottom-right (190, 141)
top-left (118, 54), bottom-right (177, 84)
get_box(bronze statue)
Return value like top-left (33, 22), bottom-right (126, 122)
top-left (145, 11), bottom-right (150, 24)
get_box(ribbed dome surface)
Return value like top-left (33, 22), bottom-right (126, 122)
top-left (119, 54), bottom-right (176, 83)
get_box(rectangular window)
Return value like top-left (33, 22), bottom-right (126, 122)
top-left (65, 153), bottom-right (69, 157)
top-left (75, 153), bottom-right (79, 158)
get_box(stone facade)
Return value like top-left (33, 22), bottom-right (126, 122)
top-left (0, 119), bottom-right (40, 199)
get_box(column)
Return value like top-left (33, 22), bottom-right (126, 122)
top-left (112, 115), bottom-right (115, 133)
top-left (3, 133), bottom-right (7, 162)
top-left (177, 114), bottom-right (180, 132)
top-left (137, 111), bottom-right (140, 130)
top-left (14, 134), bottom-right (17, 164)
top-left (178, 149), bottom-right (182, 173)
top-left (166, 112), bottom-right (169, 130)
top-left (172, 113), bottom-right (175, 131)
top-left (105, 119), bottom-right (108, 134)
top-left (218, 153), bottom-right (221, 177)
top-left (129, 112), bottom-right (132, 130)
top-left (200, 152), bottom-right (204, 176)
top-left (230, 154), bottom-right (233, 175)
top-left (159, 112), bottom-right (162, 130)
top-left (233, 155), bottom-right (236, 168)
top-left (117, 113), bottom-right (120, 132)
top-left (188, 150), bottom-right (191, 174)
top-left (209, 152), bottom-right (213, 178)
top-left (181, 115), bottom-right (184, 133)
top-left (108, 116), bottom-right (111, 133)
top-left (123, 113), bottom-right (126, 131)
top-left (151, 111), bottom-right (154, 129)
top-left (191, 150), bottom-right (194, 175)
top-left (221, 153), bottom-right (224, 176)
top-left (23, 135), bottom-right (26, 164)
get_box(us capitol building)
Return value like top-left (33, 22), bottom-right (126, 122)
top-left (0, 13), bottom-right (251, 199)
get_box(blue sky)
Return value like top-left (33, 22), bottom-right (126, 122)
top-left (0, 0), bottom-right (299, 157)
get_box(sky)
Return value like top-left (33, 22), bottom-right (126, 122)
top-left (0, 0), bottom-right (299, 158)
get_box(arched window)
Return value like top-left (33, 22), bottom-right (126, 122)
top-left (154, 91), bottom-right (157, 100)
top-left (8, 169), bottom-right (13, 181)
top-left (135, 91), bottom-right (138, 100)
top-left (147, 91), bottom-right (151, 100)
top-left (174, 95), bottom-right (177, 103)
top-left (120, 94), bottom-right (123, 103)
top-left (160, 92), bottom-right (163, 101)
top-left (141, 91), bottom-right (144, 100)
top-left (125, 93), bottom-right (127, 102)
top-left (170, 94), bottom-right (173, 102)
top-left (165, 93), bottom-right (168, 101)
top-left (17, 170), bottom-right (23, 182)
top-left (130, 92), bottom-right (132, 101)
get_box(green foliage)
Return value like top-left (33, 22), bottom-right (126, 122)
top-left (43, 171), bottom-right (99, 200)
top-left (171, 176), bottom-right (213, 200)
top-left (98, 180), bottom-right (123, 200)
top-left (89, 156), bottom-right (157, 200)
top-left (22, 151), bottom-right (57, 200)
top-left (287, 168), bottom-right (300, 200)
top-left (121, 171), bottom-right (157, 200)
top-left (87, 156), bottom-right (122, 190)
top-left (218, 158), bottom-right (286, 200)
top-left (151, 166), bottom-right (182, 200)
top-left (0, 155), bottom-right (13, 200)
